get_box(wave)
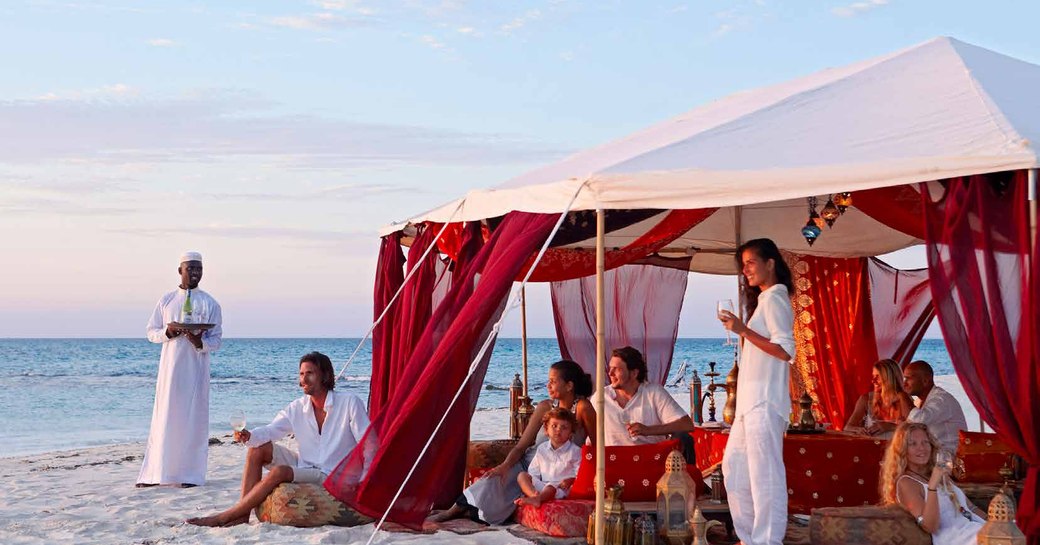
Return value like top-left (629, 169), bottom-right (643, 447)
top-left (483, 384), bottom-right (511, 391)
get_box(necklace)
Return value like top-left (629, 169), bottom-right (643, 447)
top-left (905, 468), bottom-right (930, 483)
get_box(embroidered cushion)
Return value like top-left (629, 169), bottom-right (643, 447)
top-left (955, 430), bottom-right (1016, 483)
top-left (809, 505), bottom-right (932, 545)
top-left (569, 439), bottom-right (706, 502)
top-left (465, 439), bottom-right (519, 486)
top-left (257, 483), bottom-right (373, 527)
top-left (514, 499), bottom-right (594, 537)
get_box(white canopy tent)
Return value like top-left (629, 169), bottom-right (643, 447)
top-left (383, 37), bottom-right (1039, 272)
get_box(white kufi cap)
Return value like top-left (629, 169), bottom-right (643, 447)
top-left (179, 251), bottom-right (203, 264)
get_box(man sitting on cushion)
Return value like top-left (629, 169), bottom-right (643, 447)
top-left (187, 351), bottom-right (369, 527)
top-left (591, 346), bottom-right (695, 455)
top-left (902, 360), bottom-right (967, 455)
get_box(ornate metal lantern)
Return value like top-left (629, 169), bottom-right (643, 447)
top-left (508, 373), bottom-right (523, 439)
top-left (587, 484), bottom-right (632, 545)
top-left (656, 449), bottom-right (697, 545)
top-left (977, 486), bottom-right (1026, 545)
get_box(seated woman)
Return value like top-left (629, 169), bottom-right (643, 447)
top-left (880, 422), bottom-right (985, 545)
top-left (844, 358), bottom-right (913, 436)
top-left (428, 359), bottom-right (595, 525)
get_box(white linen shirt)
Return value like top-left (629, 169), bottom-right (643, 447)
top-left (907, 385), bottom-right (967, 454)
top-left (528, 440), bottom-right (582, 485)
top-left (591, 382), bottom-right (688, 446)
top-left (734, 283), bottom-right (796, 421)
top-left (245, 391), bottom-right (369, 475)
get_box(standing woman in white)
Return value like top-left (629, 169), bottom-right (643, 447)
top-left (137, 251), bottom-right (223, 488)
top-left (718, 238), bottom-right (795, 545)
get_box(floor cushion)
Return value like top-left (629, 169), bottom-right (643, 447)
top-left (809, 505), bottom-right (931, 545)
top-left (570, 439), bottom-right (706, 502)
top-left (514, 499), bottom-right (594, 538)
top-left (257, 482), bottom-right (373, 527)
top-left (466, 439), bottom-right (519, 486)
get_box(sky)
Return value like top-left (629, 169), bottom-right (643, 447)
top-left (1, 0), bottom-right (1037, 338)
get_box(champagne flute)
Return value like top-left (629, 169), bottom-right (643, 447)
top-left (936, 449), bottom-right (954, 491)
top-left (230, 410), bottom-right (246, 444)
top-left (717, 299), bottom-right (736, 346)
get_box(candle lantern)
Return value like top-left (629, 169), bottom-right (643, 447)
top-left (796, 391), bottom-right (817, 430)
top-left (690, 369), bottom-right (702, 424)
top-left (977, 486), bottom-right (1026, 545)
top-left (656, 449), bottom-right (697, 545)
top-left (587, 484), bottom-right (632, 545)
top-left (508, 373), bottom-right (523, 439)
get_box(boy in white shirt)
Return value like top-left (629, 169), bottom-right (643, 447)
top-left (514, 408), bottom-right (582, 508)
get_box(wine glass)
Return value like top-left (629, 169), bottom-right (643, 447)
top-left (936, 449), bottom-right (954, 491)
top-left (229, 410), bottom-right (246, 443)
top-left (717, 299), bottom-right (736, 346)
top-left (620, 413), bottom-right (633, 436)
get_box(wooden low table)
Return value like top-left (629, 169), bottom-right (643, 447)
top-left (625, 500), bottom-right (734, 538)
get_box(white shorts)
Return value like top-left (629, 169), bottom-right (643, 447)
top-left (266, 443), bottom-right (326, 484)
top-left (531, 476), bottom-right (570, 499)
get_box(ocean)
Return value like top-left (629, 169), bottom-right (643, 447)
top-left (0, 338), bottom-right (955, 458)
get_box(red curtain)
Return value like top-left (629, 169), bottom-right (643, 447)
top-left (921, 171), bottom-right (1040, 541)
top-left (866, 258), bottom-right (934, 366)
top-left (786, 254), bottom-right (880, 428)
top-left (853, 183), bottom-right (927, 239)
top-left (325, 212), bottom-right (560, 528)
top-left (550, 262), bottom-right (691, 384)
top-left (368, 232), bottom-right (406, 419)
top-left (521, 209), bottom-right (716, 282)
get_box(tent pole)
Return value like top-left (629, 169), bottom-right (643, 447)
top-left (735, 205), bottom-right (744, 322)
top-left (594, 206), bottom-right (606, 545)
top-left (521, 286), bottom-right (529, 397)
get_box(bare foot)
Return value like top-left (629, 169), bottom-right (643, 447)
top-left (427, 505), bottom-right (463, 523)
top-left (223, 515), bottom-right (249, 527)
top-left (186, 515), bottom-right (225, 527)
top-left (514, 496), bottom-right (542, 507)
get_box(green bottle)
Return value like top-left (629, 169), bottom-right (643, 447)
top-left (181, 290), bottom-right (194, 324)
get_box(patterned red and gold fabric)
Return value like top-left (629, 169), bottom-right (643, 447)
top-left (514, 499), bottom-right (594, 538)
top-left (570, 440), bottom-right (707, 501)
top-left (693, 428), bottom-right (728, 473)
top-left (956, 430), bottom-right (1018, 483)
top-left (695, 427), bottom-right (888, 513)
top-left (785, 253), bottom-right (880, 428)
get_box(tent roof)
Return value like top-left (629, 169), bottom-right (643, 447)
top-left (383, 37), bottom-right (1039, 272)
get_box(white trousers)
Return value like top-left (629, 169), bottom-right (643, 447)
top-left (722, 406), bottom-right (788, 545)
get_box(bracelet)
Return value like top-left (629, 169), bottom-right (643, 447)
top-left (928, 488), bottom-right (937, 492)
top-left (916, 515), bottom-right (924, 526)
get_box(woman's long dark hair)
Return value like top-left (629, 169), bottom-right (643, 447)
top-left (736, 238), bottom-right (793, 318)
top-left (550, 359), bottom-right (593, 397)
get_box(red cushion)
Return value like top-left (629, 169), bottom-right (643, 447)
top-left (514, 499), bottom-right (594, 537)
top-left (569, 440), bottom-right (706, 502)
top-left (956, 430), bottom-right (1016, 483)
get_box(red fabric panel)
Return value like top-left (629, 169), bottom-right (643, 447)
top-left (692, 427), bottom-right (728, 472)
top-left (550, 263), bottom-right (691, 384)
top-left (787, 254), bottom-right (880, 428)
top-left (866, 258), bottom-right (934, 366)
top-left (695, 428), bottom-right (886, 513)
top-left (433, 222), bottom-right (466, 262)
top-left (515, 499), bottom-right (594, 537)
top-left (920, 171), bottom-right (1040, 541)
top-left (324, 212), bottom-right (560, 529)
top-left (956, 430), bottom-right (1018, 483)
top-left (521, 208), bottom-right (716, 282)
top-left (368, 233), bottom-right (406, 420)
top-left (853, 184), bottom-right (926, 239)
top-left (570, 440), bottom-right (707, 501)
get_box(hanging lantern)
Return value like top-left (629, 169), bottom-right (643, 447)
top-left (833, 192), bottom-right (853, 214)
top-left (977, 486), bottom-right (1026, 544)
top-left (801, 219), bottom-right (821, 246)
top-left (656, 449), bottom-right (697, 545)
top-left (820, 197), bottom-right (840, 228)
top-left (509, 373), bottom-right (523, 439)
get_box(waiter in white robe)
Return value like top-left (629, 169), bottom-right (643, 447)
top-left (137, 251), bottom-right (223, 487)
top-left (719, 238), bottom-right (796, 545)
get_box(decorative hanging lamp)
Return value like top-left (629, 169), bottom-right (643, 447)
top-left (820, 197), bottom-right (840, 228)
top-left (833, 192), bottom-right (853, 214)
top-left (801, 197), bottom-right (822, 246)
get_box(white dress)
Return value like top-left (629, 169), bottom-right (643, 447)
top-left (897, 475), bottom-right (984, 545)
top-left (137, 288), bottom-right (223, 486)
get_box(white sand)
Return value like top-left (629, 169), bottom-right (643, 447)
top-left (0, 377), bottom-right (980, 545)
top-left (0, 408), bottom-right (529, 545)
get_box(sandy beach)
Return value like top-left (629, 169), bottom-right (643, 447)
top-left (0, 377), bottom-right (980, 545)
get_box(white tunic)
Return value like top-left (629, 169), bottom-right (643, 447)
top-left (591, 383), bottom-right (688, 446)
top-left (527, 440), bottom-right (582, 499)
top-left (734, 284), bottom-right (796, 421)
top-left (907, 385), bottom-right (967, 454)
top-left (245, 391), bottom-right (370, 475)
top-left (137, 288), bottom-right (223, 486)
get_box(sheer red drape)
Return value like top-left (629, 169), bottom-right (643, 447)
top-left (866, 258), bottom-right (934, 366)
top-left (368, 232), bottom-right (406, 419)
top-left (521, 209), bottom-right (716, 282)
top-left (921, 171), bottom-right (1040, 541)
top-left (325, 212), bottom-right (559, 528)
top-left (550, 261), bottom-right (691, 384)
top-left (787, 254), bottom-right (879, 427)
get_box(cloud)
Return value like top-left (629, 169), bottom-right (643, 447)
top-left (269, 11), bottom-right (374, 30)
top-left (831, 0), bottom-right (888, 17)
top-left (500, 9), bottom-right (541, 34)
top-left (559, 50), bottom-right (574, 62)
top-left (147, 38), bottom-right (176, 47)
top-left (0, 89), bottom-right (569, 169)
top-left (714, 23), bottom-right (734, 36)
top-left (118, 224), bottom-right (374, 245)
top-left (419, 34), bottom-right (448, 49)
top-left (205, 183), bottom-right (418, 201)
top-left (36, 83), bottom-right (137, 101)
